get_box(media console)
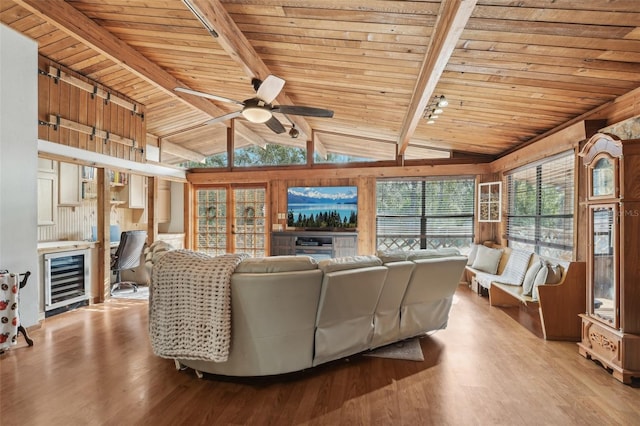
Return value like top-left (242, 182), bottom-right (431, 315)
top-left (271, 231), bottom-right (358, 260)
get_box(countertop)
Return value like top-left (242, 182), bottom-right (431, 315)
top-left (37, 240), bottom-right (97, 253)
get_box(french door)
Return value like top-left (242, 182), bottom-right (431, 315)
top-left (195, 185), bottom-right (267, 257)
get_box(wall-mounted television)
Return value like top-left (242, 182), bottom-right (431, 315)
top-left (287, 186), bottom-right (358, 231)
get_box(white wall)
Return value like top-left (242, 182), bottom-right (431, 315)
top-left (168, 181), bottom-right (185, 233)
top-left (0, 24), bottom-right (39, 327)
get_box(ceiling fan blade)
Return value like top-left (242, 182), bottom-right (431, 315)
top-left (264, 116), bottom-right (286, 134)
top-left (272, 105), bottom-right (334, 118)
top-left (203, 110), bottom-right (242, 125)
top-left (175, 87), bottom-right (243, 105)
top-left (256, 75), bottom-right (285, 103)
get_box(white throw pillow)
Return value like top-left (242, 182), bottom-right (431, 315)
top-left (532, 264), bottom-right (549, 300)
top-left (471, 245), bottom-right (503, 274)
top-left (466, 243), bottom-right (479, 266)
top-left (522, 260), bottom-right (544, 296)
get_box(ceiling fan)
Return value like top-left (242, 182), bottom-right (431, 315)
top-left (175, 75), bottom-right (334, 134)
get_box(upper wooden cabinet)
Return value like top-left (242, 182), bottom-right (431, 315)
top-left (577, 133), bottom-right (640, 385)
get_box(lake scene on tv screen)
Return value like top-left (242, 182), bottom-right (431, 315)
top-left (287, 186), bottom-right (357, 229)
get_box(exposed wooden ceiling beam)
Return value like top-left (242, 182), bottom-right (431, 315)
top-left (397, 0), bottom-right (477, 154)
top-left (15, 0), bottom-right (263, 147)
top-left (161, 140), bottom-right (206, 163)
top-left (184, 0), bottom-right (317, 144)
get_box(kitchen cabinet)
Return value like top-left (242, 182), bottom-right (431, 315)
top-left (58, 162), bottom-right (82, 206)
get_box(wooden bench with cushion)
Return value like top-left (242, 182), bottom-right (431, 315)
top-left (466, 244), bottom-right (586, 341)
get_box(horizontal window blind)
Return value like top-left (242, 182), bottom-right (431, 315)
top-left (376, 178), bottom-right (475, 251)
top-left (506, 151), bottom-right (574, 259)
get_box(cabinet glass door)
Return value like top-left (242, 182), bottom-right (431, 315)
top-left (590, 156), bottom-right (616, 198)
top-left (590, 205), bottom-right (618, 327)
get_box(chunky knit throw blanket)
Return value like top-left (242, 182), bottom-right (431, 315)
top-left (149, 250), bottom-right (249, 362)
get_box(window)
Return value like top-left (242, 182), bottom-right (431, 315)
top-left (234, 144), bottom-right (306, 166)
top-left (376, 177), bottom-right (475, 251)
top-left (314, 152), bottom-right (376, 164)
top-left (505, 151), bottom-right (574, 260)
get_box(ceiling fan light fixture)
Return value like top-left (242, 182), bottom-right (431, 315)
top-left (242, 106), bottom-right (272, 123)
top-left (289, 126), bottom-right (299, 138)
top-left (437, 95), bottom-right (449, 107)
top-left (433, 108), bottom-right (444, 114)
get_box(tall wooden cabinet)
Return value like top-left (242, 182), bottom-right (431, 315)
top-left (577, 133), bottom-right (640, 384)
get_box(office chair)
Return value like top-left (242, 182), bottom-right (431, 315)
top-left (111, 230), bottom-right (147, 294)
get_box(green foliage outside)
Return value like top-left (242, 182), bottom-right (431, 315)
top-left (287, 210), bottom-right (357, 229)
top-left (377, 179), bottom-right (475, 216)
top-left (183, 144), bottom-right (377, 169)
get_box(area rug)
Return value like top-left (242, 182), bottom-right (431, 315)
top-left (111, 285), bottom-right (149, 301)
top-left (364, 337), bottom-right (424, 361)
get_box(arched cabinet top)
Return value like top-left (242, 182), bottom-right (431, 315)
top-left (578, 132), bottom-right (622, 166)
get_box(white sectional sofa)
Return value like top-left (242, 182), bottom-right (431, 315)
top-left (150, 249), bottom-right (467, 377)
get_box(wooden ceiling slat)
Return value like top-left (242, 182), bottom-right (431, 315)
top-left (462, 29), bottom-right (640, 53)
top-left (247, 32), bottom-right (428, 57)
top-left (235, 22), bottom-right (430, 45)
top-left (475, 0), bottom-right (639, 12)
top-left (230, 7), bottom-right (437, 27)
top-left (455, 39), bottom-right (640, 64)
top-left (446, 61), bottom-right (637, 90)
top-left (452, 50), bottom-right (640, 75)
top-left (466, 17), bottom-right (633, 39)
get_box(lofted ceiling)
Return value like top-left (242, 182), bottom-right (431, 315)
top-left (2, 0), bottom-right (639, 166)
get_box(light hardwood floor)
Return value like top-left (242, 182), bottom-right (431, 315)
top-left (1, 285), bottom-right (638, 426)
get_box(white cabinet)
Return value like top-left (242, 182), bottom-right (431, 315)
top-left (126, 174), bottom-right (146, 209)
top-left (111, 173), bottom-right (146, 209)
top-left (157, 179), bottom-right (171, 223)
top-left (478, 181), bottom-right (501, 222)
top-left (37, 158), bottom-right (57, 225)
top-left (58, 162), bottom-right (82, 206)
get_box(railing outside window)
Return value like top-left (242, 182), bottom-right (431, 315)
top-left (376, 178), bottom-right (475, 251)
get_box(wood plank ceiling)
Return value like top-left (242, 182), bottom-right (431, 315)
top-left (2, 0), bottom-right (639, 165)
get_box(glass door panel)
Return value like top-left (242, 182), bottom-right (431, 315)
top-left (590, 205), bottom-right (617, 327)
top-left (233, 187), bottom-right (266, 257)
top-left (195, 188), bottom-right (228, 256)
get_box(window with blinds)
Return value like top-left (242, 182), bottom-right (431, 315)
top-left (376, 178), bottom-right (475, 251)
top-left (505, 151), bottom-right (574, 260)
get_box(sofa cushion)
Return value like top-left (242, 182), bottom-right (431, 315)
top-left (466, 243), bottom-right (479, 266)
top-left (532, 263), bottom-right (549, 300)
top-left (376, 249), bottom-right (408, 263)
top-left (407, 248), bottom-right (460, 260)
top-left (471, 245), bottom-right (503, 274)
top-left (318, 255), bottom-right (383, 273)
top-left (522, 260), bottom-right (544, 296)
top-left (235, 255), bottom-right (318, 273)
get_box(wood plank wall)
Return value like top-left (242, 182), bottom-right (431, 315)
top-left (37, 56), bottom-right (146, 163)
